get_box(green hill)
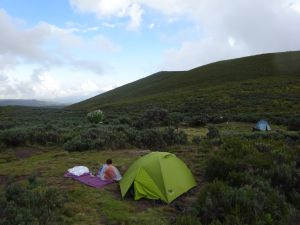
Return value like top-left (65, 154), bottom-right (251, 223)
top-left (70, 51), bottom-right (300, 118)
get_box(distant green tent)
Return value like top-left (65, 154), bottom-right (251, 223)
top-left (119, 152), bottom-right (196, 204)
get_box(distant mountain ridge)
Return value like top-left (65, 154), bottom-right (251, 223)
top-left (0, 99), bottom-right (66, 107)
top-left (69, 51), bottom-right (300, 117)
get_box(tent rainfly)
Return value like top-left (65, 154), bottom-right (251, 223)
top-left (255, 119), bottom-right (271, 131)
top-left (119, 152), bottom-right (196, 204)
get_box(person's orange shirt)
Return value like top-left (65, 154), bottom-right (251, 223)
top-left (104, 165), bottom-right (116, 180)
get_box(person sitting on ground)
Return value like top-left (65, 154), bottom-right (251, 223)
top-left (98, 159), bottom-right (122, 181)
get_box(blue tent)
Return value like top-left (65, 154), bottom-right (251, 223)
top-left (255, 120), bottom-right (271, 131)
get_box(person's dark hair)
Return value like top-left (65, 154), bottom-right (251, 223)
top-left (106, 159), bottom-right (112, 164)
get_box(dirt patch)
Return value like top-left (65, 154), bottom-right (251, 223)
top-left (116, 149), bottom-right (151, 157)
top-left (0, 175), bottom-right (8, 185)
top-left (134, 198), bottom-right (165, 212)
top-left (14, 147), bottom-right (42, 159)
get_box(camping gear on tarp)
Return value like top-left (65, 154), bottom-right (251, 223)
top-left (119, 152), bottom-right (196, 204)
top-left (98, 164), bottom-right (122, 181)
top-left (255, 120), bottom-right (271, 131)
top-left (68, 166), bottom-right (90, 176)
top-left (64, 172), bottom-right (113, 188)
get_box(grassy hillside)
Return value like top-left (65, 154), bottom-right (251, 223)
top-left (70, 51), bottom-right (300, 118)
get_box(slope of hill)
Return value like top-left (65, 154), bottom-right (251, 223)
top-left (70, 51), bottom-right (300, 117)
top-left (0, 99), bottom-right (66, 107)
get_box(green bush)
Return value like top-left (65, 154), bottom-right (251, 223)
top-left (288, 118), bottom-right (300, 131)
top-left (63, 135), bottom-right (89, 151)
top-left (134, 107), bottom-right (169, 128)
top-left (117, 116), bottom-right (132, 125)
top-left (267, 162), bottom-right (300, 195)
top-left (207, 125), bottom-right (220, 139)
top-left (144, 107), bottom-right (169, 124)
top-left (135, 129), bottom-right (166, 149)
top-left (190, 115), bottom-right (210, 127)
top-left (0, 128), bottom-right (29, 147)
top-left (87, 109), bottom-right (104, 124)
top-left (196, 181), bottom-right (290, 225)
top-left (162, 127), bottom-right (188, 145)
top-left (0, 182), bottom-right (69, 225)
top-left (29, 126), bottom-right (61, 146)
top-left (198, 137), bottom-right (300, 225)
top-left (192, 136), bottom-right (202, 145)
top-left (168, 112), bottom-right (184, 128)
top-left (63, 125), bottom-right (189, 151)
top-left (205, 155), bottom-right (238, 181)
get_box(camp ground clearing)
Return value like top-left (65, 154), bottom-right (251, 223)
top-left (1, 120), bottom-right (299, 225)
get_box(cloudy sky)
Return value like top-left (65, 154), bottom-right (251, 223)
top-left (0, 0), bottom-right (300, 103)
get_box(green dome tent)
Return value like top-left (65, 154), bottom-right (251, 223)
top-left (119, 152), bottom-right (196, 203)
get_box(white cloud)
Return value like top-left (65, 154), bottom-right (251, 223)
top-left (89, 35), bottom-right (120, 52)
top-left (0, 9), bottom-right (121, 100)
top-left (290, 1), bottom-right (300, 13)
top-left (0, 68), bottom-right (113, 102)
top-left (162, 37), bottom-right (249, 71)
top-left (0, 9), bottom-right (55, 67)
top-left (0, 74), bottom-right (7, 81)
top-left (0, 9), bottom-right (118, 73)
top-left (70, 0), bottom-right (131, 17)
top-left (102, 22), bottom-right (116, 28)
top-left (149, 23), bottom-right (155, 29)
top-left (155, 0), bottom-right (300, 70)
top-left (80, 80), bottom-right (99, 93)
top-left (228, 37), bottom-right (236, 47)
top-left (71, 59), bottom-right (103, 74)
top-left (69, 0), bottom-right (300, 69)
top-left (70, 0), bottom-right (143, 30)
top-left (126, 3), bottom-right (143, 30)
top-left (0, 53), bottom-right (19, 70)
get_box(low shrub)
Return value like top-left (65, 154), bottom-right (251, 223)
top-left (192, 136), bottom-right (202, 145)
top-left (196, 181), bottom-right (291, 225)
top-left (117, 116), bottom-right (132, 125)
top-left (205, 155), bottom-right (238, 181)
top-left (30, 127), bottom-right (61, 146)
top-left (63, 135), bottom-right (90, 151)
top-left (190, 115), bottom-right (210, 127)
top-left (255, 142), bottom-right (272, 153)
top-left (162, 127), bottom-right (188, 145)
top-left (135, 129), bottom-right (166, 149)
top-left (207, 125), bottom-right (220, 139)
top-left (168, 112), bottom-right (184, 128)
top-left (0, 182), bottom-right (69, 225)
top-left (267, 162), bottom-right (300, 196)
top-left (288, 118), bottom-right (300, 131)
top-left (0, 128), bottom-right (29, 147)
top-left (134, 107), bottom-right (169, 128)
top-left (63, 126), bottom-right (188, 151)
top-left (197, 137), bottom-right (300, 225)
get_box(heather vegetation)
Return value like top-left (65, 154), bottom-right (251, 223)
top-left (0, 177), bottom-right (69, 225)
top-left (195, 136), bottom-right (300, 225)
top-left (0, 52), bottom-right (300, 224)
top-left (0, 105), bottom-right (299, 225)
top-left (0, 107), bottom-right (188, 151)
